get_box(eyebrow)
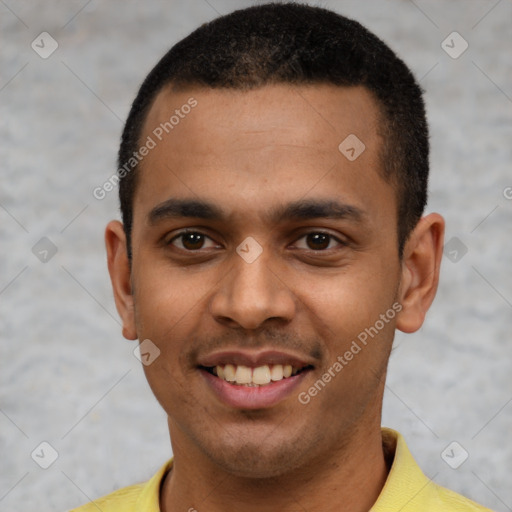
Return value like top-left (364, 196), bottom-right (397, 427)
top-left (148, 197), bottom-right (366, 225)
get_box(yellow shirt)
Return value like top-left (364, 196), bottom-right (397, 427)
top-left (70, 428), bottom-right (493, 511)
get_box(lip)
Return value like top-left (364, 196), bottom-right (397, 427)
top-left (197, 349), bottom-right (313, 369)
top-left (200, 367), bottom-right (311, 410)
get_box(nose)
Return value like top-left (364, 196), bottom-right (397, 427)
top-left (209, 250), bottom-right (296, 330)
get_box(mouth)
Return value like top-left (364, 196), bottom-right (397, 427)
top-left (197, 351), bottom-right (315, 409)
top-left (200, 363), bottom-right (312, 387)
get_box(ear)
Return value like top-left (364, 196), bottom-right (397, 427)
top-left (105, 220), bottom-right (138, 340)
top-left (395, 213), bottom-right (445, 333)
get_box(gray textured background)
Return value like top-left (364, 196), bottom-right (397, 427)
top-left (1, 1), bottom-right (511, 511)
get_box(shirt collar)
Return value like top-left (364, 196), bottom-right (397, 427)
top-left (135, 458), bottom-right (173, 511)
top-left (137, 428), bottom-right (437, 512)
top-left (370, 427), bottom-right (437, 512)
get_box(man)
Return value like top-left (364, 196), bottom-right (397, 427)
top-left (73, 2), bottom-right (492, 511)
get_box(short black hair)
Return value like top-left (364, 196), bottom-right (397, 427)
top-left (118, 2), bottom-right (429, 260)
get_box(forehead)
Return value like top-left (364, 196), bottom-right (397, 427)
top-left (143, 82), bottom-right (381, 152)
top-left (134, 83), bottom-right (394, 228)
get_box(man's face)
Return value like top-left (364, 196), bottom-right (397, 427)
top-left (127, 84), bottom-right (402, 477)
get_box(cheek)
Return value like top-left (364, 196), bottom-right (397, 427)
top-left (131, 269), bottom-right (198, 395)
top-left (293, 261), bottom-right (399, 396)
top-left (294, 264), bottom-right (396, 340)
top-left (133, 256), bottom-right (210, 335)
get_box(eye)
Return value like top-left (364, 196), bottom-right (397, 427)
top-left (293, 232), bottom-right (345, 251)
top-left (167, 230), bottom-right (346, 253)
top-left (168, 231), bottom-right (219, 251)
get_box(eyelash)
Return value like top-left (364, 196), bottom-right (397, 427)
top-left (166, 230), bottom-right (347, 253)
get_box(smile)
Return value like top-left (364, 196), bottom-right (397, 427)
top-left (202, 363), bottom-right (310, 386)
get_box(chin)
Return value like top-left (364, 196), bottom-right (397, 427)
top-left (211, 447), bottom-right (304, 479)
top-left (199, 426), bottom-right (322, 479)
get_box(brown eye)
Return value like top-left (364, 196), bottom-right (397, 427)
top-left (294, 232), bottom-right (344, 251)
top-left (169, 231), bottom-right (218, 251)
top-left (306, 233), bottom-right (330, 250)
top-left (181, 233), bottom-right (205, 250)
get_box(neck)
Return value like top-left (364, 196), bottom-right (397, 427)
top-left (161, 422), bottom-right (389, 512)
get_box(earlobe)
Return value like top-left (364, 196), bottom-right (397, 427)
top-left (105, 220), bottom-right (138, 340)
top-left (395, 213), bottom-right (445, 334)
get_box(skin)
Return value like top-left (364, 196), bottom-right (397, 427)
top-left (105, 83), bottom-right (445, 512)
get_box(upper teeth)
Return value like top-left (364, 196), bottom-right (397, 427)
top-left (214, 364), bottom-right (298, 386)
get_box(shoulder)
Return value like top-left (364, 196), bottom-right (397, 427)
top-left (378, 429), bottom-right (494, 512)
top-left (433, 484), bottom-right (495, 512)
top-left (69, 459), bottom-right (173, 512)
top-left (69, 482), bottom-right (145, 511)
